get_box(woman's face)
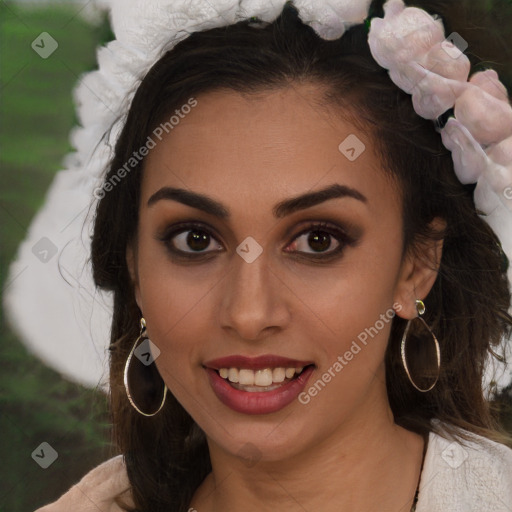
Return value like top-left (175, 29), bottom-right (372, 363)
top-left (127, 84), bottom-right (433, 463)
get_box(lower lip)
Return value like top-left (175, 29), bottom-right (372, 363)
top-left (205, 366), bottom-right (315, 415)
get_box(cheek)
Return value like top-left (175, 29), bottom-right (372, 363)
top-left (295, 274), bottom-right (395, 379)
top-left (137, 263), bottom-right (217, 353)
top-left (292, 286), bottom-right (396, 415)
top-left (290, 231), bottom-right (401, 344)
top-left (138, 270), bottom-right (214, 402)
top-left (133, 238), bottom-right (218, 386)
top-left (287, 237), bottom-right (402, 404)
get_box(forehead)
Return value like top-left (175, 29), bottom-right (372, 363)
top-left (140, 84), bottom-right (397, 213)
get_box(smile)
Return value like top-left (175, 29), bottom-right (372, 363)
top-left (218, 366), bottom-right (306, 390)
top-left (203, 354), bottom-right (316, 414)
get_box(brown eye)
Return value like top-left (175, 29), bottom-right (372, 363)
top-left (185, 230), bottom-right (211, 251)
top-left (170, 229), bottom-right (222, 253)
top-left (296, 230), bottom-right (339, 253)
top-left (158, 222), bottom-right (224, 257)
top-left (286, 221), bottom-right (353, 258)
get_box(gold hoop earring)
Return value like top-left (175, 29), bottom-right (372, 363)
top-left (401, 299), bottom-right (441, 392)
top-left (123, 317), bottom-right (168, 416)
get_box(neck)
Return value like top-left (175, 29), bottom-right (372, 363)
top-left (190, 389), bottom-right (425, 512)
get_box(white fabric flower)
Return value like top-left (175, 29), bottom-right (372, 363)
top-left (440, 118), bottom-right (488, 184)
top-left (368, 0), bottom-right (470, 119)
top-left (455, 82), bottom-right (512, 145)
top-left (468, 69), bottom-right (509, 101)
top-left (368, 0), bottom-right (445, 68)
top-left (487, 135), bottom-right (512, 167)
top-left (420, 41), bottom-right (471, 82)
top-left (238, 0), bottom-right (288, 23)
top-left (411, 68), bottom-right (467, 119)
top-left (294, 0), bottom-right (372, 40)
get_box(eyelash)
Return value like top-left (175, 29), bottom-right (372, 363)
top-left (157, 220), bottom-right (355, 261)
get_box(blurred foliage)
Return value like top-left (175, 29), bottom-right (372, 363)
top-left (0, 1), bottom-right (511, 511)
top-left (0, 3), bottom-right (115, 511)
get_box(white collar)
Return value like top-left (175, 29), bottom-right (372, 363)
top-left (416, 423), bottom-right (512, 511)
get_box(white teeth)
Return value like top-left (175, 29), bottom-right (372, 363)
top-left (218, 366), bottom-right (306, 387)
top-left (228, 368), bottom-right (239, 383)
top-left (272, 367), bottom-right (286, 383)
top-left (254, 369), bottom-right (273, 386)
top-left (285, 368), bottom-right (295, 379)
top-left (239, 369), bottom-right (255, 386)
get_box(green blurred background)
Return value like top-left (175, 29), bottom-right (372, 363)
top-left (1, 3), bottom-right (114, 511)
top-left (1, 1), bottom-right (512, 511)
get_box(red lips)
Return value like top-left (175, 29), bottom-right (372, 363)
top-left (205, 364), bottom-right (316, 414)
top-left (203, 354), bottom-right (315, 371)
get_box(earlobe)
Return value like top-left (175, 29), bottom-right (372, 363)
top-left (126, 243), bottom-right (143, 311)
top-left (394, 219), bottom-right (445, 319)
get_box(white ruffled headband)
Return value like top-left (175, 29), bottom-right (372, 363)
top-left (3, 0), bottom-right (512, 391)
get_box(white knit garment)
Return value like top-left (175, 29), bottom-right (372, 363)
top-left (416, 423), bottom-right (512, 511)
top-left (34, 423), bottom-right (512, 511)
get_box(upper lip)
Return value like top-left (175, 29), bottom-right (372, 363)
top-left (203, 354), bottom-right (315, 371)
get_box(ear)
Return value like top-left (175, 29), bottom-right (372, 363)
top-left (393, 218), bottom-right (446, 320)
top-left (126, 241), bottom-right (143, 311)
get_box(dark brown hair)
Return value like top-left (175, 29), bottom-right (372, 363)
top-left (90, 1), bottom-right (512, 510)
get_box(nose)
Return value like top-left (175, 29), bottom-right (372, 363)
top-left (218, 245), bottom-right (291, 341)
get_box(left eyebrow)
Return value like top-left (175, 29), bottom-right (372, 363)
top-left (146, 183), bottom-right (367, 218)
top-left (273, 183), bottom-right (367, 218)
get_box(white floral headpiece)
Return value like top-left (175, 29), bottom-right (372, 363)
top-left (368, 0), bottom-right (512, 298)
top-left (4, 0), bottom-right (512, 390)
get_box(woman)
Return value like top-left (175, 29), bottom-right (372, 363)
top-left (36, 0), bottom-right (512, 510)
